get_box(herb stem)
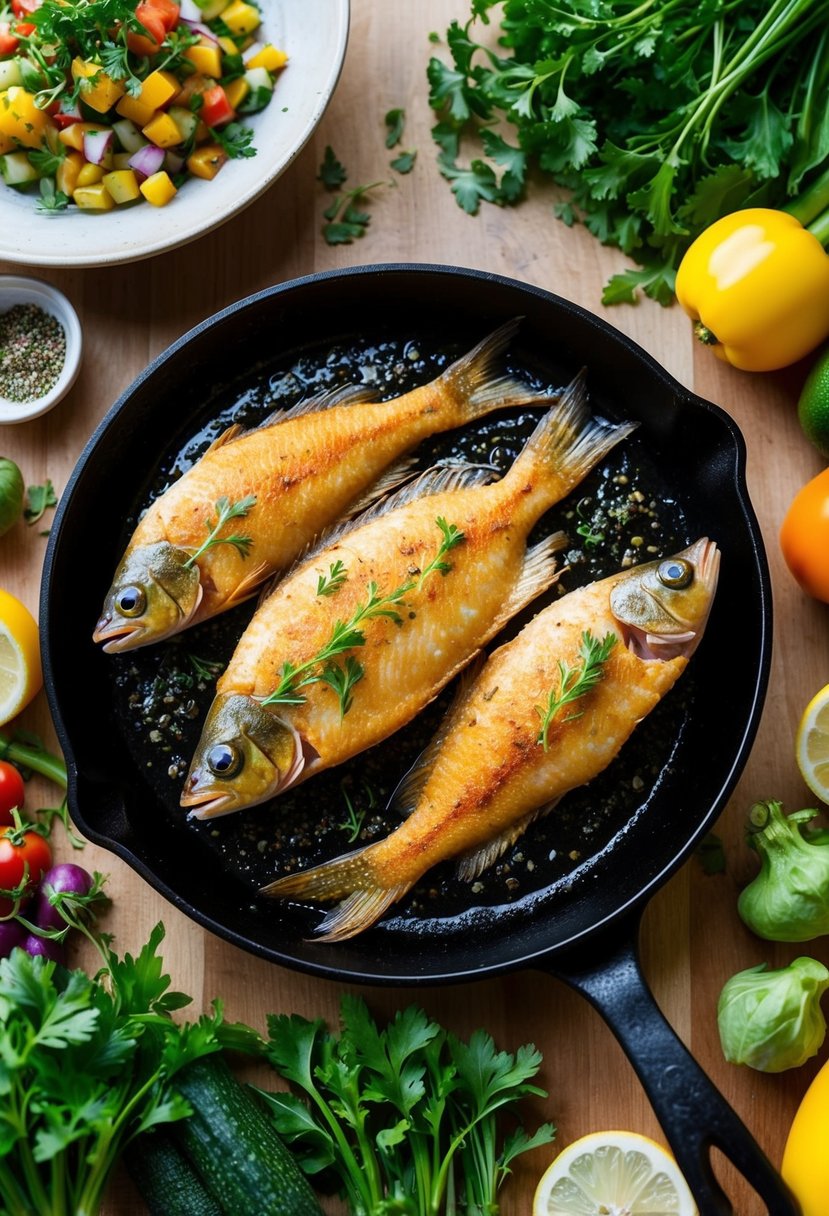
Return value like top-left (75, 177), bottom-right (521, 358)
top-left (787, 164), bottom-right (829, 233)
top-left (0, 730), bottom-right (67, 790)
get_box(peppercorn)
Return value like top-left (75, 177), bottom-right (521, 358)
top-left (0, 304), bottom-right (66, 402)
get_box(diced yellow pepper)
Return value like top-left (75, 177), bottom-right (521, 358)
top-left (139, 69), bottom-right (179, 111)
top-left (186, 142), bottom-right (227, 180)
top-left (103, 167), bottom-right (141, 204)
top-left (58, 121), bottom-right (106, 152)
top-left (223, 76), bottom-right (249, 110)
top-left (245, 43), bottom-right (287, 72)
top-left (184, 40), bottom-right (223, 77)
top-left (0, 87), bottom-right (55, 149)
top-left (217, 35), bottom-right (237, 55)
top-left (115, 70), bottom-right (179, 127)
top-left (71, 58), bottom-right (125, 113)
top-left (0, 131), bottom-right (15, 155)
top-left (73, 181), bottom-right (115, 209)
top-left (76, 161), bottom-right (104, 187)
top-left (139, 169), bottom-right (177, 206)
top-left (217, 0), bottom-right (260, 35)
top-left (56, 149), bottom-right (83, 197)
top-left (142, 110), bottom-right (181, 148)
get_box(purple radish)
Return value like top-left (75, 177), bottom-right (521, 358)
top-left (23, 933), bottom-right (67, 965)
top-left (34, 863), bottom-right (94, 932)
top-left (0, 919), bottom-right (25, 958)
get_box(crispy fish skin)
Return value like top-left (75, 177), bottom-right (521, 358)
top-left (181, 373), bottom-right (636, 819)
top-left (261, 538), bottom-right (720, 940)
top-left (93, 320), bottom-right (542, 653)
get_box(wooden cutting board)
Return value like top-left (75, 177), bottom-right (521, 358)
top-left (2, 2), bottom-right (828, 1211)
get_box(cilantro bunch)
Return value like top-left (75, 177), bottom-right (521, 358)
top-left (429, 0), bottom-right (829, 304)
top-left (258, 995), bottom-right (556, 1216)
top-left (0, 923), bottom-right (258, 1216)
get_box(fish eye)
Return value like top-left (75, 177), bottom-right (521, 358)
top-left (206, 742), bottom-right (242, 779)
top-left (657, 558), bottom-right (693, 589)
top-left (115, 585), bottom-right (146, 617)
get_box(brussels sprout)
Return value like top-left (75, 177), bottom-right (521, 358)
top-left (738, 800), bottom-right (829, 941)
top-left (0, 457), bottom-right (23, 537)
top-left (717, 956), bottom-right (829, 1072)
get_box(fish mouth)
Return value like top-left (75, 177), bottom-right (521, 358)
top-left (93, 618), bottom-right (148, 653)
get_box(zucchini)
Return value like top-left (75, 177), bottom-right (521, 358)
top-left (171, 1054), bottom-right (323, 1216)
top-left (124, 1130), bottom-right (225, 1216)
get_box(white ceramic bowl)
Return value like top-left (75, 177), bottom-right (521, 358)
top-left (0, 0), bottom-right (349, 268)
top-left (0, 275), bottom-right (83, 423)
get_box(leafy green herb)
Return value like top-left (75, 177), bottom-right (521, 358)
top-left (337, 780), bottom-right (375, 843)
top-left (384, 107), bottom-right (405, 148)
top-left (185, 651), bottom-right (226, 682)
top-left (316, 558), bottom-right (348, 597)
top-left (429, 0), bottom-right (829, 302)
top-left (184, 495), bottom-right (256, 568)
top-left (35, 177), bottom-right (70, 214)
top-left (390, 149), bottom-right (417, 174)
top-left (210, 121), bottom-right (256, 160)
top-left (0, 920), bottom-right (261, 1216)
top-left (28, 145), bottom-right (65, 177)
top-left (24, 479), bottom-right (57, 526)
top-left (263, 518), bottom-right (465, 717)
top-left (322, 182), bottom-right (388, 245)
top-left (318, 144), bottom-right (347, 190)
top-left (258, 995), bottom-right (556, 1216)
top-left (536, 630), bottom-right (616, 751)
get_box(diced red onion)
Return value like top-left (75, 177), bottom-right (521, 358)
top-left (179, 17), bottom-right (219, 41)
top-left (129, 143), bottom-right (167, 180)
top-left (83, 127), bottom-right (114, 165)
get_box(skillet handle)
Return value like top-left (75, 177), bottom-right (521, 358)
top-left (544, 915), bottom-right (801, 1215)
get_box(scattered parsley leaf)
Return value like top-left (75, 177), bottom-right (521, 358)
top-left (210, 121), bottom-right (256, 159)
top-left (384, 107), bottom-right (405, 148)
top-left (390, 149), bottom-right (417, 174)
top-left (36, 177), bottom-right (69, 214)
top-left (24, 480), bottom-right (57, 526)
top-left (318, 144), bottom-right (347, 189)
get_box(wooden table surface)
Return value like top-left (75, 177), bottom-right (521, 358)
top-left (2, 2), bottom-right (828, 1212)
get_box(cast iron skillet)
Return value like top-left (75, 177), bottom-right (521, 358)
top-left (41, 265), bottom-right (795, 1214)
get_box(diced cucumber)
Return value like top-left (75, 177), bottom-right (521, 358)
top-left (0, 151), bottom-right (39, 187)
top-left (237, 66), bottom-right (272, 114)
top-left (111, 117), bottom-right (146, 154)
top-left (192, 0), bottom-right (226, 19)
top-left (167, 105), bottom-right (199, 143)
top-left (0, 59), bottom-right (22, 90)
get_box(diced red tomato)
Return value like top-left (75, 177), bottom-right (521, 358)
top-left (200, 83), bottom-right (235, 128)
top-left (147, 0), bottom-right (179, 32)
top-left (126, 2), bottom-right (166, 55)
top-left (15, 21), bottom-right (35, 34)
top-left (11, 0), bottom-right (41, 17)
top-left (0, 21), bottom-right (19, 53)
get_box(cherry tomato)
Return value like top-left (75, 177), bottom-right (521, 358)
top-left (780, 467), bottom-right (829, 603)
top-left (147, 0), bottom-right (179, 32)
top-left (0, 826), bottom-right (51, 915)
top-left (126, 2), bottom-right (166, 54)
top-left (0, 761), bottom-right (25, 827)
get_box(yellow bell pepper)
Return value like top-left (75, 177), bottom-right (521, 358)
top-left (781, 1055), bottom-right (829, 1216)
top-left (0, 86), bottom-right (55, 149)
top-left (675, 207), bottom-right (829, 372)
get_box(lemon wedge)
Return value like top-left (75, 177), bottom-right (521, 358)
top-left (0, 588), bottom-right (43, 727)
top-left (796, 683), bottom-right (829, 805)
top-left (533, 1130), bottom-right (697, 1216)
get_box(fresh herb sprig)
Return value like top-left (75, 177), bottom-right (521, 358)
top-left (263, 517), bottom-right (465, 717)
top-left (258, 995), bottom-right (556, 1216)
top-left (24, 479), bottom-right (57, 526)
top-left (184, 495), bottom-right (256, 568)
top-left (536, 630), bottom-right (616, 751)
top-left (317, 145), bottom-right (390, 245)
top-left (429, 0), bottom-right (829, 304)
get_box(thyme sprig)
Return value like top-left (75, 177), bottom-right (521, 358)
top-left (536, 630), bottom-right (617, 752)
top-left (263, 517), bottom-right (466, 717)
top-left (184, 494), bottom-right (256, 568)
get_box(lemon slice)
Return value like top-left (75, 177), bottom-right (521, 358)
top-left (796, 683), bottom-right (829, 805)
top-left (0, 588), bottom-right (43, 727)
top-left (533, 1130), bottom-right (697, 1216)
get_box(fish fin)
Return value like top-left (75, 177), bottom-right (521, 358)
top-left (217, 560), bottom-right (271, 609)
top-left (337, 455), bottom-right (420, 518)
top-left (269, 383), bottom-right (379, 425)
top-left (202, 423), bottom-right (244, 454)
top-left (389, 657), bottom-right (487, 817)
top-left (261, 846), bottom-right (411, 940)
top-left (483, 531), bottom-right (569, 635)
top-left (439, 318), bottom-right (555, 421)
top-left (456, 798), bottom-right (561, 882)
top-left (509, 369), bottom-right (637, 492)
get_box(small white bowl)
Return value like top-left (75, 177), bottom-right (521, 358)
top-left (0, 275), bottom-right (83, 424)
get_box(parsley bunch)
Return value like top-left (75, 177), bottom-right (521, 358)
top-left (429, 0), bottom-right (829, 304)
top-left (258, 995), bottom-right (556, 1216)
top-left (0, 922), bottom-right (259, 1216)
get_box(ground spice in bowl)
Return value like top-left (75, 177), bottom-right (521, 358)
top-left (0, 303), bottom-right (66, 403)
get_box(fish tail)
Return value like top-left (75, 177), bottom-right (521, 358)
top-left (438, 318), bottom-right (550, 423)
top-left (260, 846), bottom-right (412, 941)
top-left (510, 369), bottom-right (637, 495)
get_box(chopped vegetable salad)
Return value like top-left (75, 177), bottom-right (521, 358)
top-left (0, 0), bottom-right (286, 210)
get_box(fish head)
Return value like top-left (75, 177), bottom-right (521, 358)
top-left (180, 693), bottom-right (308, 818)
top-left (609, 537), bottom-right (720, 661)
top-left (93, 541), bottom-right (203, 652)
